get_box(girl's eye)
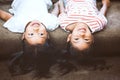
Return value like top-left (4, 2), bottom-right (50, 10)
top-left (39, 33), bottom-right (44, 36)
top-left (28, 33), bottom-right (34, 36)
top-left (74, 38), bottom-right (79, 40)
top-left (84, 39), bottom-right (89, 41)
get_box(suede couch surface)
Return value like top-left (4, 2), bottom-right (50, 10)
top-left (0, 1), bottom-right (120, 59)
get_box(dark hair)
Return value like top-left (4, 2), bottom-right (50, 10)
top-left (64, 41), bottom-right (91, 57)
top-left (8, 38), bottom-right (55, 76)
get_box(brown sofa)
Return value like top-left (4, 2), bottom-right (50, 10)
top-left (0, 0), bottom-right (120, 59)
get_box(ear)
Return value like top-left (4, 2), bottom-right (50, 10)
top-left (67, 34), bottom-right (71, 42)
top-left (21, 33), bottom-right (25, 40)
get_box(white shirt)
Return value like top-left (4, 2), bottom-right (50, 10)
top-left (4, 0), bottom-right (59, 33)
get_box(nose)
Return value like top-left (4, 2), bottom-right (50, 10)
top-left (79, 32), bottom-right (85, 37)
top-left (33, 27), bottom-right (39, 32)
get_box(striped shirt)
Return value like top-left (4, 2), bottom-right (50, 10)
top-left (58, 0), bottom-right (107, 33)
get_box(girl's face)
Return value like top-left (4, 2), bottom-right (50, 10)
top-left (68, 22), bottom-right (93, 51)
top-left (23, 20), bottom-right (48, 45)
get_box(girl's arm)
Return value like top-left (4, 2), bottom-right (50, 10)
top-left (51, 0), bottom-right (65, 16)
top-left (59, 0), bottom-right (65, 13)
top-left (100, 0), bottom-right (110, 16)
top-left (0, 9), bottom-right (12, 21)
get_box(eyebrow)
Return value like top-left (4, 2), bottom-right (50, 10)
top-left (27, 35), bottom-right (46, 38)
top-left (84, 39), bottom-right (92, 45)
top-left (86, 41), bottom-right (91, 45)
top-left (26, 37), bottom-right (47, 42)
top-left (72, 38), bottom-right (92, 45)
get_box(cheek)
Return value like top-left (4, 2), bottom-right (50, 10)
top-left (40, 27), bottom-right (47, 32)
top-left (38, 39), bottom-right (46, 45)
top-left (25, 28), bottom-right (31, 32)
top-left (72, 31), bottom-right (78, 36)
top-left (25, 38), bottom-right (33, 45)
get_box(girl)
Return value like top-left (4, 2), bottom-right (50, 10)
top-left (57, 0), bottom-right (110, 54)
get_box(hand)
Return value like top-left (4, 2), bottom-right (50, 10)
top-left (102, 0), bottom-right (110, 7)
top-left (100, 0), bottom-right (111, 15)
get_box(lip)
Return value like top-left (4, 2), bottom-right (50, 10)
top-left (78, 28), bottom-right (86, 32)
top-left (31, 22), bottom-right (40, 26)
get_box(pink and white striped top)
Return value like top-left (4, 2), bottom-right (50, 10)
top-left (58, 0), bottom-right (107, 33)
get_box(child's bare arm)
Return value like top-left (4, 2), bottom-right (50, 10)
top-left (59, 0), bottom-right (65, 13)
top-left (51, 0), bottom-right (65, 16)
top-left (51, 1), bottom-right (60, 16)
top-left (0, 9), bottom-right (12, 21)
top-left (100, 0), bottom-right (110, 16)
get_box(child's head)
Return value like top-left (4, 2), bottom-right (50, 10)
top-left (67, 22), bottom-right (94, 52)
top-left (22, 20), bottom-right (49, 46)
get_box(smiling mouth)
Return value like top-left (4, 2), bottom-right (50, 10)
top-left (32, 23), bottom-right (40, 26)
top-left (78, 28), bottom-right (86, 32)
